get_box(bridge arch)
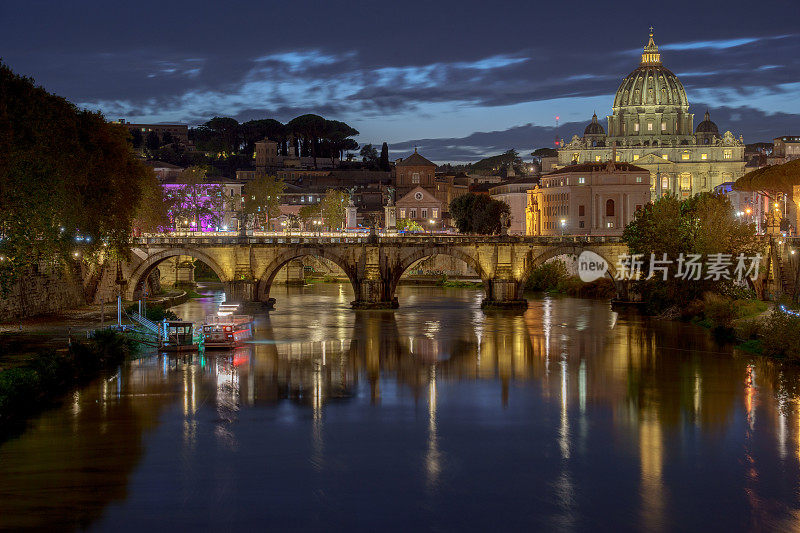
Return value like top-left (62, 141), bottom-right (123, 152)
top-left (255, 247), bottom-right (357, 302)
top-left (389, 247), bottom-right (490, 298)
top-left (126, 248), bottom-right (229, 300)
top-left (528, 244), bottom-right (621, 295)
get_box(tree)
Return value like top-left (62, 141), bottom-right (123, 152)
top-left (396, 218), bottom-right (423, 232)
top-left (240, 119), bottom-right (286, 156)
top-left (191, 117), bottom-right (241, 154)
top-left (324, 119), bottom-right (359, 166)
top-left (298, 203), bottom-right (322, 230)
top-left (320, 189), bottom-right (349, 231)
top-left (623, 192), bottom-right (760, 313)
top-left (243, 174), bottom-right (286, 230)
top-left (360, 144), bottom-right (379, 168)
top-left (287, 114), bottom-right (326, 168)
top-left (449, 193), bottom-right (510, 234)
top-left (532, 147), bottom-right (558, 158)
top-left (379, 142), bottom-right (390, 171)
top-left (133, 173), bottom-right (171, 233)
top-left (165, 166), bottom-right (225, 230)
top-left (471, 149), bottom-right (522, 175)
top-left (0, 61), bottom-right (161, 294)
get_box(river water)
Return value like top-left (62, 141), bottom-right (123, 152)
top-left (1, 284), bottom-right (800, 531)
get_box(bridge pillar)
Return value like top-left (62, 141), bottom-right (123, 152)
top-left (482, 277), bottom-right (527, 310)
top-left (351, 268), bottom-right (398, 309)
top-left (227, 279), bottom-right (256, 303)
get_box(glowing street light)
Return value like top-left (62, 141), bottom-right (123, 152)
top-left (560, 218), bottom-right (566, 236)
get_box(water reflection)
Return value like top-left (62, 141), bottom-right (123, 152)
top-left (2, 284), bottom-right (800, 530)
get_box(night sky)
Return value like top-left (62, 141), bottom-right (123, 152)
top-left (2, 0), bottom-right (799, 161)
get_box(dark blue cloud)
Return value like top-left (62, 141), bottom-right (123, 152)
top-left (1, 0), bottom-right (798, 160)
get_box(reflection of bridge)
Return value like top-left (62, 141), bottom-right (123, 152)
top-left (112, 234), bottom-right (629, 309)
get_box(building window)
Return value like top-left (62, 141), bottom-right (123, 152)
top-left (579, 221), bottom-right (585, 228)
top-left (661, 122), bottom-right (667, 131)
top-left (399, 209), bottom-right (406, 218)
top-left (633, 154), bottom-right (639, 161)
top-left (723, 149), bottom-right (733, 159)
top-left (662, 176), bottom-right (669, 189)
top-left (578, 205), bottom-right (585, 216)
top-left (635, 204), bottom-right (643, 211)
top-left (636, 176), bottom-right (643, 183)
top-left (607, 222), bottom-right (614, 228)
top-left (595, 155), bottom-right (601, 162)
top-left (410, 209), bottom-right (416, 218)
top-left (615, 153), bottom-right (621, 162)
top-left (647, 122), bottom-right (653, 131)
top-left (662, 154), bottom-right (668, 160)
top-left (606, 199), bottom-right (615, 217)
top-left (578, 177), bottom-right (585, 184)
top-left (634, 123), bottom-right (640, 132)
top-left (432, 208), bottom-right (438, 218)
top-left (701, 153), bottom-right (708, 160)
top-left (412, 172), bottom-right (420, 183)
top-left (421, 208), bottom-right (427, 219)
top-left (682, 151), bottom-right (690, 160)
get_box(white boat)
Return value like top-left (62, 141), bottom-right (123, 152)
top-left (202, 314), bottom-right (254, 348)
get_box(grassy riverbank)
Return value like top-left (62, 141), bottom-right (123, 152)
top-left (686, 293), bottom-right (800, 360)
top-left (0, 330), bottom-right (139, 440)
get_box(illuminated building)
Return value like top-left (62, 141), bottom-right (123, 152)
top-left (558, 29), bottom-right (746, 199)
top-left (526, 161), bottom-right (651, 236)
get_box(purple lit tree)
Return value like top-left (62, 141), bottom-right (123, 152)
top-left (165, 166), bottom-right (225, 231)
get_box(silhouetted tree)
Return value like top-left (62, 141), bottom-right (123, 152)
top-left (379, 142), bottom-right (390, 171)
top-left (449, 193), bottom-right (510, 234)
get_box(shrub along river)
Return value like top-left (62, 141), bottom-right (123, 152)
top-left (1, 284), bottom-right (800, 530)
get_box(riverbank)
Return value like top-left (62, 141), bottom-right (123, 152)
top-left (0, 330), bottom-right (139, 441)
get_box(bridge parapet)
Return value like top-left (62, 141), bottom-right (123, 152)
top-left (122, 233), bottom-right (631, 310)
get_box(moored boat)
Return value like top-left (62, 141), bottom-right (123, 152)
top-left (202, 314), bottom-right (254, 348)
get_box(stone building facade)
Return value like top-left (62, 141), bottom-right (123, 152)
top-left (395, 149), bottom-right (436, 198)
top-left (526, 162), bottom-right (651, 236)
top-left (558, 30), bottom-right (746, 200)
top-left (395, 186), bottom-right (443, 230)
top-left (489, 178), bottom-right (538, 235)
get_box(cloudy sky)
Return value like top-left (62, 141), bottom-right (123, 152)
top-left (2, 0), bottom-right (799, 162)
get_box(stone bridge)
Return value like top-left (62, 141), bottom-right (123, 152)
top-left (104, 234), bottom-right (629, 310)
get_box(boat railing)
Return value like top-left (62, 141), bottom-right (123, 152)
top-left (204, 314), bottom-right (252, 326)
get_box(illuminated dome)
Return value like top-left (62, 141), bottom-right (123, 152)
top-left (584, 113), bottom-right (605, 135)
top-left (612, 30), bottom-right (689, 110)
top-left (606, 29), bottom-right (695, 141)
top-left (695, 110), bottom-right (719, 134)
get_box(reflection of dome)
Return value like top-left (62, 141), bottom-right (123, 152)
top-left (584, 113), bottom-right (605, 135)
top-left (696, 110), bottom-right (719, 134)
top-left (612, 30), bottom-right (689, 110)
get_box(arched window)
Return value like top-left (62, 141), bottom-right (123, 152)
top-left (606, 199), bottom-right (615, 217)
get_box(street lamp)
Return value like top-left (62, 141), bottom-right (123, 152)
top-left (560, 218), bottom-right (566, 236)
top-left (429, 218), bottom-right (436, 234)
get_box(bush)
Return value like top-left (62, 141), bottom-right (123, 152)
top-left (526, 260), bottom-right (568, 291)
top-left (125, 303), bottom-right (178, 322)
top-left (702, 293), bottom-right (737, 329)
top-left (734, 319), bottom-right (761, 341)
top-left (0, 368), bottom-right (43, 417)
top-left (0, 330), bottom-right (137, 431)
top-left (760, 310), bottom-right (800, 360)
